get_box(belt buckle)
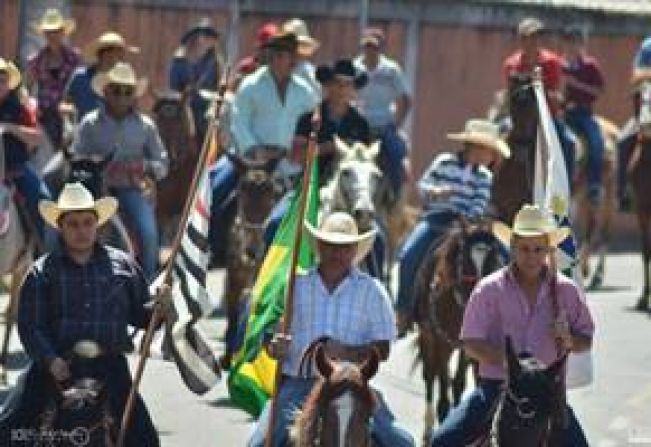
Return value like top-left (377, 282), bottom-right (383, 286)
top-left (72, 340), bottom-right (103, 359)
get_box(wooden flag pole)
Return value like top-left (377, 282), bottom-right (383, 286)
top-left (264, 110), bottom-right (320, 447)
top-left (116, 67), bottom-right (230, 447)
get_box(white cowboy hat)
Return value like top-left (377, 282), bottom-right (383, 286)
top-left (83, 31), bottom-right (140, 64)
top-left (91, 62), bottom-right (148, 98)
top-left (0, 58), bottom-right (21, 90)
top-left (305, 212), bottom-right (376, 265)
top-left (282, 18), bottom-right (320, 57)
top-left (492, 204), bottom-right (570, 247)
top-left (447, 119), bottom-right (511, 159)
top-left (39, 182), bottom-right (118, 229)
top-left (33, 8), bottom-right (76, 35)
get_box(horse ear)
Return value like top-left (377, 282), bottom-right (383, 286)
top-left (367, 140), bottom-right (381, 161)
top-left (505, 336), bottom-right (521, 379)
top-left (334, 135), bottom-right (350, 158)
top-left (544, 351), bottom-right (568, 383)
top-left (315, 343), bottom-right (334, 379)
top-left (360, 348), bottom-right (379, 381)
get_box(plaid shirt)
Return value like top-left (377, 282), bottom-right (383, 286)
top-left (17, 242), bottom-right (153, 365)
top-left (283, 267), bottom-right (396, 377)
top-left (28, 44), bottom-right (81, 110)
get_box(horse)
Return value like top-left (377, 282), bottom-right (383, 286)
top-left (468, 337), bottom-right (567, 447)
top-left (220, 153), bottom-right (281, 369)
top-left (413, 220), bottom-right (507, 443)
top-left (490, 73), bottom-right (539, 225)
top-left (573, 116), bottom-right (619, 290)
top-left (628, 79), bottom-right (651, 310)
top-left (320, 137), bottom-right (386, 278)
top-left (152, 90), bottom-right (199, 243)
top-left (290, 340), bottom-right (379, 447)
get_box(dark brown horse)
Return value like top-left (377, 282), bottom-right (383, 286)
top-left (152, 91), bottom-right (199, 242)
top-left (414, 220), bottom-right (507, 442)
top-left (290, 341), bottom-right (379, 447)
top-left (628, 80), bottom-right (651, 310)
top-left (220, 153), bottom-right (281, 368)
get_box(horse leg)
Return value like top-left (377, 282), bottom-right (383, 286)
top-left (636, 211), bottom-right (651, 310)
top-left (0, 267), bottom-right (26, 384)
top-left (435, 347), bottom-right (451, 423)
top-left (452, 349), bottom-right (469, 405)
top-left (419, 329), bottom-right (436, 445)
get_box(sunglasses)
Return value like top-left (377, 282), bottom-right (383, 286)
top-left (107, 85), bottom-right (135, 97)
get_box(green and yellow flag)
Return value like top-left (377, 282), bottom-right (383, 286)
top-left (227, 162), bottom-right (319, 416)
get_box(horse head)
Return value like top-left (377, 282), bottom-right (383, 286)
top-left (152, 89), bottom-right (197, 165)
top-left (68, 153), bottom-right (114, 199)
top-left (496, 336), bottom-right (567, 446)
top-left (291, 340), bottom-right (378, 447)
top-left (507, 73), bottom-right (538, 145)
top-left (329, 137), bottom-right (382, 231)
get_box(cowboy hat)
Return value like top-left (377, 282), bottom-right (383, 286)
top-left (33, 8), bottom-right (75, 35)
top-left (83, 32), bottom-right (140, 64)
top-left (315, 59), bottom-right (368, 89)
top-left (305, 212), bottom-right (376, 265)
top-left (447, 119), bottom-right (511, 159)
top-left (264, 30), bottom-right (299, 53)
top-left (91, 62), bottom-right (148, 98)
top-left (39, 182), bottom-right (118, 229)
top-left (180, 17), bottom-right (220, 45)
top-left (492, 204), bottom-right (570, 247)
top-left (282, 18), bottom-right (320, 57)
top-left (0, 58), bottom-right (22, 90)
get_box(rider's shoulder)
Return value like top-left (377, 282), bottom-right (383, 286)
top-left (473, 267), bottom-right (509, 295)
top-left (431, 152), bottom-right (459, 166)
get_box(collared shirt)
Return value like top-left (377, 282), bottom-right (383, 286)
top-left (230, 67), bottom-right (317, 153)
top-left (71, 106), bottom-right (169, 187)
top-left (564, 53), bottom-right (604, 108)
top-left (354, 54), bottom-right (409, 128)
top-left (503, 49), bottom-right (564, 115)
top-left (418, 152), bottom-right (492, 218)
top-left (460, 266), bottom-right (594, 381)
top-left (283, 267), bottom-right (396, 377)
top-left (27, 45), bottom-right (81, 110)
top-left (293, 61), bottom-right (321, 101)
top-left (64, 65), bottom-right (102, 119)
top-left (17, 242), bottom-right (153, 365)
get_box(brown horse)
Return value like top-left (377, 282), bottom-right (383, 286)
top-left (573, 116), bottom-right (619, 290)
top-left (290, 341), bottom-right (379, 447)
top-left (628, 80), bottom-right (651, 310)
top-left (220, 153), bottom-right (281, 368)
top-left (152, 91), bottom-right (199, 243)
top-left (413, 220), bottom-right (507, 443)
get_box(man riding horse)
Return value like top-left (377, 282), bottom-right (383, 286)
top-left (0, 183), bottom-right (170, 445)
top-left (249, 212), bottom-right (414, 447)
top-left (395, 119), bottom-right (510, 336)
top-left (429, 204), bottom-right (594, 446)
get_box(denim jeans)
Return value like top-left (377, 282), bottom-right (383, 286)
top-left (396, 210), bottom-right (459, 316)
top-left (208, 156), bottom-right (240, 260)
top-left (554, 118), bottom-right (577, 190)
top-left (248, 376), bottom-right (415, 447)
top-left (112, 188), bottom-right (159, 281)
top-left (11, 163), bottom-right (57, 251)
top-left (565, 105), bottom-right (605, 197)
top-left (429, 379), bottom-right (589, 447)
top-left (375, 124), bottom-right (408, 197)
top-left (617, 118), bottom-right (638, 199)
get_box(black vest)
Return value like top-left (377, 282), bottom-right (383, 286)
top-left (0, 93), bottom-right (30, 170)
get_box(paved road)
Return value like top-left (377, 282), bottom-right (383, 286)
top-left (1, 253), bottom-right (651, 446)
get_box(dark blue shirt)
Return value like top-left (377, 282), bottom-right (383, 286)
top-left (17, 242), bottom-right (153, 365)
top-left (65, 65), bottom-right (102, 120)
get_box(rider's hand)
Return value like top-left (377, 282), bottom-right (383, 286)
top-left (551, 311), bottom-right (573, 351)
top-left (154, 283), bottom-right (173, 316)
top-left (49, 357), bottom-right (71, 383)
top-left (267, 333), bottom-right (292, 360)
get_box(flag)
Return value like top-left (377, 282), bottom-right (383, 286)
top-left (154, 126), bottom-right (222, 395)
top-left (532, 78), bottom-right (578, 278)
top-left (227, 160), bottom-right (319, 416)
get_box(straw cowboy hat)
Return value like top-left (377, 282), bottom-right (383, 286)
top-left (33, 8), bottom-right (75, 35)
top-left (84, 32), bottom-right (140, 64)
top-left (91, 62), bottom-right (148, 98)
top-left (316, 59), bottom-right (368, 89)
top-left (282, 18), bottom-right (320, 57)
top-left (39, 182), bottom-right (118, 229)
top-left (305, 212), bottom-right (377, 265)
top-left (0, 58), bottom-right (22, 90)
top-left (447, 119), bottom-right (511, 159)
top-left (492, 204), bottom-right (570, 247)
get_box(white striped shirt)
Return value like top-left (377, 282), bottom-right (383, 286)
top-left (283, 267), bottom-right (396, 377)
top-left (418, 152), bottom-right (493, 218)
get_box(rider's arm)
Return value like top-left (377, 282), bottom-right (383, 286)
top-left (143, 118), bottom-right (170, 181)
top-left (1, 102), bottom-right (43, 150)
top-left (463, 339), bottom-right (505, 366)
top-left (230, 83), bottom-right (259, 152)
top-left (394, 93), bottom-right (411, 129)
top-left (126, 259), bottom-right (155, 329)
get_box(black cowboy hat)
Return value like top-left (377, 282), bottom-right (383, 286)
top-left (315, 59), bottom-right (368, 89)
top-left (264, 30), bottom-right (299, 53)
top-left (181, 17), bottom-right (220, 44)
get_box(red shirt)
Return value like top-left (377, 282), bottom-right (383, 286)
top-left (563, 53), bottom-right (604, 109)
top-left (503, 49), bottom-right (565, 115)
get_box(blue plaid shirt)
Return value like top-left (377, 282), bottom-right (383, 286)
top-left (17, 241), bottom-right (153, 365)
top-left (283, 267), bottom-right (396, 377)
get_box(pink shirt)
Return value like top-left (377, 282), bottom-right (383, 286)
top-left (461, 266), bottom-right (594, 380)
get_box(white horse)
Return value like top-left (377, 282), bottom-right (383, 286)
top-left (0, 132), bottom-right (34, 382)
